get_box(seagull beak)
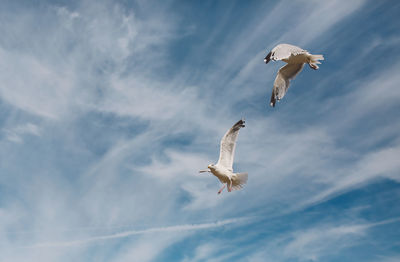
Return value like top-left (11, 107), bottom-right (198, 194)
top-left (264, 51), bottom-right (272, 64)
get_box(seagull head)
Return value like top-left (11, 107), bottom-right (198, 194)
top-left (207, 164), bottom-right (215, 170)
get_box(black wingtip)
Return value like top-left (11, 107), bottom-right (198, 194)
top-left (270, 93), bottom-right (276, 107)
top-left (235, 119), bottom-right (245, 128)
top-left (264, 51), bottom-right (272, 64)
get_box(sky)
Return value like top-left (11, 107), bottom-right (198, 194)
top-left (0, 0), bottom-right (400, 261)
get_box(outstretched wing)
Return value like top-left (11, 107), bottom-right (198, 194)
top-left (270, 63), bottom-right (304, 107)
top-left (268, 44), bottom-right (307, 62)
top-left (217, 119), bottom-right (245, 171)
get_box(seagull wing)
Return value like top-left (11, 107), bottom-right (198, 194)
top-left (216, 119), bottom-right (245, 171)
top-left (270, 63), bottom-right (304, 107)
top-left (270, 44), bottom-right (307, 61)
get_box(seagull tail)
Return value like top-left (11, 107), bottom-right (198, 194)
top-left (309, 54), bottom-right (324, 64)
top-left (232, 172), bottom-right (248, 191)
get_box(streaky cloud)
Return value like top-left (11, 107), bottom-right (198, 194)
top-left (23, 217), bottom-right (251, 248)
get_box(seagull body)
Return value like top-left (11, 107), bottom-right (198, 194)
top-left (199, 119), bottom-right (248, 194)
top-left (264, 43), bottom-right (324, 107)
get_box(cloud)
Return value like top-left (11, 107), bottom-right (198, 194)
top-left (248, 218), bottom-right (400, 262)
top-left (112, 234), bottom-right (187, 262)
top-left (181, 241), bottom-right (240, 262)
top-left (0, 0), bottom-right (399, 261)
top-left (2, 122), bottom-right (40, 143)
top-left (0, 1), bottom-right (178, 120)
top-left (23, 217), bottom-right (247, 248)
top-left (301, 144), bottom-right (400, 208)
top-left (374, 255), bottom-right (400, 262)
top-left (200, 0), bottom-right (367, 99)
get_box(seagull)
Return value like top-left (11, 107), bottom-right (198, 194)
top-left (264, 43), bottom-right (324, 107)
top-left (199, 119), bottom-right (248, 194)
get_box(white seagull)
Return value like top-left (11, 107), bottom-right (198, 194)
top-left (264, 43), bottom-right (324, 107)
top-left (199, 119), bottom-right (248, 194)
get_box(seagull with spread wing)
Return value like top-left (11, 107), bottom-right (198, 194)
top-left (199, 119), bottom-right (248, 194)
top-left (264, 43), bottom-right (324, 107)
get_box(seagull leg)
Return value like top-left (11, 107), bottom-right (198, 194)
top-left (227, 180), bottom-right (232, 192)
top-left (199, 170), bottom-right (210, 173)
top-left (217, 184), bottom-right (226, 194)
top-left (309, 63), bottom-right (318, 70)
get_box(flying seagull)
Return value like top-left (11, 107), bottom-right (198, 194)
top-left (264, 43), bottom-right (324, 107)
top-left (199, 119), bottom-right (248, 194)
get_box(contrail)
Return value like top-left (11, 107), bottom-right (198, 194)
top-left (25, 217), bottom-right (250, 248)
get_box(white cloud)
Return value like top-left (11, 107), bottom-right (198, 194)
top-left (282, 224), bottom-right (367, 261)
top-left (0, 0), bottom-right (398, 261)
top-left (2, 122), bottom-right (41, 143)
top-left (248, 218), bottom-right (400, 262)
top-left (24, 217), bottom-right (246, 248)
top-left (303, 144), bottom-right (400, 207)
top-left (374, 255), bottom-right (400, 262)
top-left (112, 234), bottom-right (188, 262)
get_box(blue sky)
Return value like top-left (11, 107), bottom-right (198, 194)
top-left (0, 0), bottom-right (400, 261)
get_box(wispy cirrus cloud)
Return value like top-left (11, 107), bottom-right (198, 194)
top-left (0, 0), bottom-right (399, 261)
top-left (2, 122), bottom-right (40, 143)
top-left (23, 217), bottom-right (249, 248)
top-left (247, 218), bottom-right (400, 262)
